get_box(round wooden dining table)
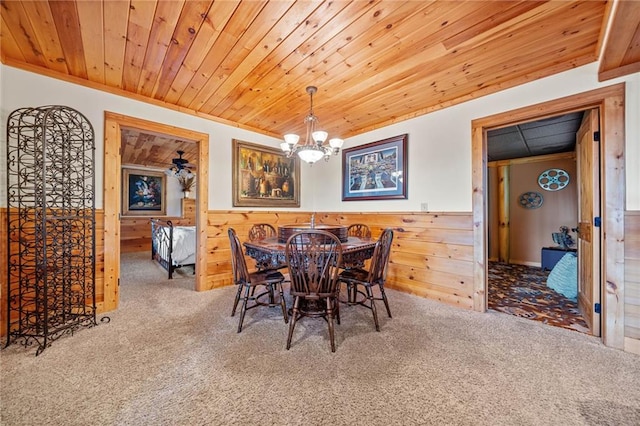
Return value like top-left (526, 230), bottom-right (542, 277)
top-left (243, 235), bottom-right (376, 271)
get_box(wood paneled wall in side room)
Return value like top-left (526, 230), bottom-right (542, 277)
top-left (121, 198), bottom-right (196, 253)
top-left (206, 211), bottom-right (475, 308)
top-left (625, 211), bottom-right (640, 354)
top-left (0, 209), bottom-right (106, 338)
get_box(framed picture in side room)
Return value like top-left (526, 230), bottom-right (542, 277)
top-left (122, 168), bottom-right (166, 216)
top-left (342, 134), bottom-right (408, 201)
top-left (232, 139), bottom-right (300, 207)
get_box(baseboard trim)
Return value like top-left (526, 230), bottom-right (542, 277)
top-left (624, 337), bottom-right (640, 355)
top-left (508, 259), bottom-right (541, 268)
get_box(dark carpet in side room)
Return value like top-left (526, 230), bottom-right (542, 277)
top-left (488, 261), bottom-right (590, 334)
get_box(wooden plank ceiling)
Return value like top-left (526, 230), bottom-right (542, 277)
top-left (1, 0), bottom-right (635, 148)
top-left (598, 0), bottom-right (640, 81)
top-left (120, 128), bottom-right (198, 171)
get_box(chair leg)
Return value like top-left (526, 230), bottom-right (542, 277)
top-left (334, 295), bottom-right (341, 325)
top-left (326, 297), bottom-right (336, 352)
top-left (286, 296), bottom-right (300, 350)
top-left (277, 283), bottom-right (288, 323)
top-left (231, 284), bottom-right (243, 317)
top-left (365, 284), bottom-right (380, 332)
top-left (338, 281), bottom-right (349, 305)
top-left (268, 284), bottom-right (276, 305)
top-left (237, 284), bottom-right (252, 333)
top-left (379, 285), bottom-right (392, 318)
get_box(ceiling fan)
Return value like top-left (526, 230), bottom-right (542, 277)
top-left (170, 150), bottom-right (195, 171)
top-left (166, 150), bottom-right (196, 181)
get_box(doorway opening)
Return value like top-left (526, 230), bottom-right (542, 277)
top-left (485, 109), bottom-right (597, 334)
top-left (103, 112), bottom-right (210, 312)
top-left (120, 129), bottom-right (199, 283)
top-left (471, 84), bottom-right (626, 349)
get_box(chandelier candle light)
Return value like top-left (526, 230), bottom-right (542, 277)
top-left (280, 86), bottom-right (343, 164)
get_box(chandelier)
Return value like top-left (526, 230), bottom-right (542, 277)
top-left (280, 86), bottom-right (343, 164)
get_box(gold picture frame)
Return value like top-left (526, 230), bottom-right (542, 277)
top-left (232, 139), bottom-right (300, 207)
top-left (122, 168), bottom-right (167, 216)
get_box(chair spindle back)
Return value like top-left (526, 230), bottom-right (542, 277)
top-left (347, 223), bottom-right (372, 239)
top-left (228, 228), bottom-right (250, 285)
top-left (248, 223), bottom-right (277, 241)
top-left (367, 228), bottom-right (394, 284)
top-left (285, 230), bottom-right (343, 298)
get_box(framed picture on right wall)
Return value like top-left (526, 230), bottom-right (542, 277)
top-left (342, 134), bottom-right (408, 201)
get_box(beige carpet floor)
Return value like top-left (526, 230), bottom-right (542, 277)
top-left (1, 251), bottom-right (639, 426)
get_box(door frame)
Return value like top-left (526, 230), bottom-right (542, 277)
top-left (471, 84), bottom-right (625, 349)
top-left (103, 112), bottom-right (210, 311)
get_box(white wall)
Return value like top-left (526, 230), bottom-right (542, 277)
top-left (1, 63), bottom-right (638, 212)
top-left (312, 63), bottom-right (640, 212)
top-left (0, 65), bottom-right (309, 210)
top-left (626, 72), bottom-right (640, 210)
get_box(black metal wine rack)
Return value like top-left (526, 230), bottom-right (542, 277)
top-left (5, 106), bottom-right (99, 355)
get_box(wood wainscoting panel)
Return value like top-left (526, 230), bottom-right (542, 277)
top-left (120, 198), bottom-right (197, 253)
top-left (120, 217), bottom-right (154, 254)
top-left (181, 198), bottom-right (196, 222)
top-left (1, 208), bottom-right (106, 337)
top-left (5, 207), bottom-right (632, 334)
top-left (95, 210), bottom-right (105, 312)
top-left (0, 208), bottom-right (7, 337)
top-left (625, 211), bottom-right (640, 347)
top-left (321, 212), bottom-right (474, 307)
top-left (207, 211), bottom-right (475, 307)
top-left (205, 211), bottom-right (312, 290)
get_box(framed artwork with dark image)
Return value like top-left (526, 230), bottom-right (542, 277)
top-left (342, 134), bottom-right (408, 201)
top-left (232, 139), bottom-right (300, 207)
top-left (122, 168), bottom-right (166, 216)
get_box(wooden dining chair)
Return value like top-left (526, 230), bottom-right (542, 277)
top-left (341, 223), bottom-right (372, 302)
top-left (248, 223), bottom-right (277, 242)
top-left (248, 223), bottom-right (287, 274)
top-left (228, 228), bottom-right (288, 333)
top-left (285, 230), bottom-right (343, 352)
top-left (347, 223), bottom-right (372, 239)
top-left (338, 228), bottom-right (394, 331)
